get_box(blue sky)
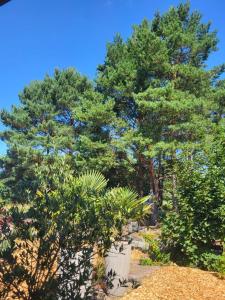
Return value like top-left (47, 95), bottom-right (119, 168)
top-left (1, 0), bottom-right (225, 154)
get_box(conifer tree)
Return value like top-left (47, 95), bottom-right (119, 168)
top-left (0, 69), bottom-right (117, 201)
top-left (97, 2), bottom-right (223, 221)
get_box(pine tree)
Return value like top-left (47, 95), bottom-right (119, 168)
top-left (97, 2), bottom-right (222, 221)
top-left (213, 79), bottom-right (225, 123)
top-left (0, 68), bottom-right (117, 202)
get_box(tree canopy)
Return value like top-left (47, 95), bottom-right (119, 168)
top-left (0, 2), bottom-right (225, 296)
top-left (0, 69), bottom-right (118, 201)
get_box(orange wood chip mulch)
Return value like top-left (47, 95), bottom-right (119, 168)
top-left (121, 266), bottom-right (225, 300)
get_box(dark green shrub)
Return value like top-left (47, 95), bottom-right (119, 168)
top-left (162, 143), bottom-right (225, 270)
top-left (200, 252), bottom-right (225, 278)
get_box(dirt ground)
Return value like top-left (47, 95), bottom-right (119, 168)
top-left (120, 266), bottom-right (225, 300)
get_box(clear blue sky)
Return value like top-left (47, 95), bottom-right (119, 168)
top-left (1, 0), bottom-right (225, 154)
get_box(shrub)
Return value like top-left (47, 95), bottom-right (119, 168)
top-left (0, 158), bottom-right (148, 299)
top-left (142, 233), bottom-right (170, 264)
top-left (200, 252), bottom-right (225, 278)
top-left (162, 143), bottom-right (225, 269)
top-left (139, 257), bottom-right (153, 266)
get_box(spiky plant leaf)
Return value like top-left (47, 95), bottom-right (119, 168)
top-left (78, 170), bottom-right (108, 194)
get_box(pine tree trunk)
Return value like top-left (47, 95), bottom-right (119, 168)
top-left (172, 173), bottom-right (178, 211)
top-left (171, 152), bottom-right (178, 211)
top-left (158, 155), bottom-right (164, 206)
top-left (149, 158), bottom-right (159, 225)
top-left (136, 153), bottom-right (145, 196)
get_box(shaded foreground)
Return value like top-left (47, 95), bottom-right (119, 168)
top-left (120, 266), bottom-right (225, 300)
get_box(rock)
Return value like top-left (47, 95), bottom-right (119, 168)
top-left (105, 242), bottom-right (131, 297)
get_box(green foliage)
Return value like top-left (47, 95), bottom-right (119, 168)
top-left (200, 252), bottom-right (225, 278)
top-left (139, 257), bottom-right (153, 266)
top-left (0, 158), bottom-right (147, 299)
top-left (142, 233), bottom-right (170, 264)
top-left (1, 3), bottom-right (224, 219)
top-left (0, 68), bottom-right (118, 202)
top-left (97, 2), bottom-right (221, 218)
top-left (162, 140), bottom-right (225, 269)
top-left (213, 79), bottom-right (225, 123)
top-left (0, 2), bottom-right (225, 291)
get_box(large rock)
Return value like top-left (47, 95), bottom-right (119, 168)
top-left (105, 242), bottom-right (131, 296)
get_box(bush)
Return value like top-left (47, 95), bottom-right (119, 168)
top-left (0, 158), bottom-right (148, 299)
top-left (142, 233), bottom-right (170, 264)
top-left (139, 257), bottom-right (153, 266)
top-left (162, 143), bottom-right (225, 270)
top-left (200, 252), bottom-right (225, 278)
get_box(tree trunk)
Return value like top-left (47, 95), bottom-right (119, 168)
top-left (171, 152), bottom-right (178, 211)
top-left (158, 154), bottom-right (164, 206)
top-left (172, 173), bottom-right (178, 211)
top-left (149, 158), bottom-right (159, 225)
top-left (136, 153), bottom-right (145, 196)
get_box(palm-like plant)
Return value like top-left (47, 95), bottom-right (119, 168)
top-left (0, 161), bottom-right (148, 299)
top-left (77, 170), bottom-right (149, 220)
top-left (105, 187), bottom-right (149, 221)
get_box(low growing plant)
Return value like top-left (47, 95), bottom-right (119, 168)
top-left (139, 257), bottom-right (153, 266)
top-left (200, 252), bottom-right (225, 278)
top-left (142, 233), bottom-right (170, 264)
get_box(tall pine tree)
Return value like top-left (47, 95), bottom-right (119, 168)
top-left (0, 68), bottom-right (117, 202)
top-left (97, 2), bottom-right (223, 221)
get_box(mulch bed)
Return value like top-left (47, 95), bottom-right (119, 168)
top-left (120, 266), bottom-right (225, 300)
